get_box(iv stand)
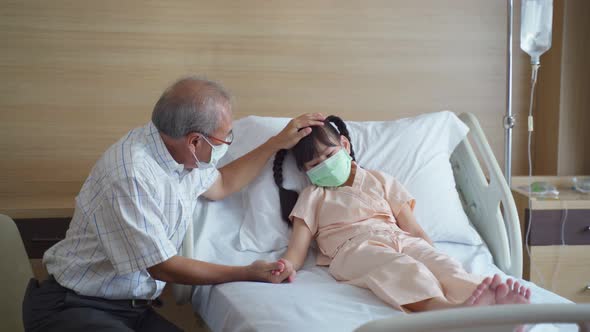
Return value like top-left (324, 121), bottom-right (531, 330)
top-left (504, 0), bottom-right (515, 187)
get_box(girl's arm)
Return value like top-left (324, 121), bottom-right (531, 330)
top-left (282, 217), bottom-right (314, 271)
top-left (396, 203), bottom-right (434, 246)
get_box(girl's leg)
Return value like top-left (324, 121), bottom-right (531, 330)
top-left (329, 235), bottom-right (530, 313)
top-left (329, 238), bottom-right (446, 311)
top-left (399, 235), bottom-right (532, 308)
top-left (405, 275), bottom-right (531, 312)
top-left (399, 235), bottom-right (488, 303)
top-left (405, 276), bottom-right (493, 311)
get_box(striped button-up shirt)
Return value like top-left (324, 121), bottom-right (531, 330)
top-left (44, 122), bottom-right (219, 299)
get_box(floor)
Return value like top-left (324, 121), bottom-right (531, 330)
top-left (30, 259), bottom-right (211, 332)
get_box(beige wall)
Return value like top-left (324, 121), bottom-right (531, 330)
top-left (0, 0), bottom-right (560, 206)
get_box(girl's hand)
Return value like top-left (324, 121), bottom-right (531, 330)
top-left (247, 260), bottom-right (291, 283)
top-left (271, 258), bottom-right (297, 283)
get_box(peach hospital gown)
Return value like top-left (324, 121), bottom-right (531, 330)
top-left (289, 166), bottom-right (484, 311)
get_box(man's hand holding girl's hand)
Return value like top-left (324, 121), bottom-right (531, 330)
top-left (247, 259), bottom-right (294, 283)
top-left (271, 258), bottom-right (296, 283)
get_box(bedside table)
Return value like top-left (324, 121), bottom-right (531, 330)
top-left (511, 176), bottom-right (590, 303)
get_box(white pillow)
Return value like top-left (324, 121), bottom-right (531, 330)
top-left (224, 111), bottom-right (483, 253)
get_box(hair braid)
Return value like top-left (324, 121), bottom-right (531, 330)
top-left (326, 115), bottom-right (356, 161)
top-left (272, 149), bottom-right (300, 224)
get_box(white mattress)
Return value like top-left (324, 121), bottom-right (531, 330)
top-left (189, 192), bottom-right (578, 332)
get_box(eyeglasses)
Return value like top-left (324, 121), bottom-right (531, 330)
top-left (203, 131), bottom-right (233, 145)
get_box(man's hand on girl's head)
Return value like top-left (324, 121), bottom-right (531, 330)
top-left (270, 113), bottom-right (326, 150)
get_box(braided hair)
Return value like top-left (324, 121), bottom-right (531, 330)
top-left (273, 115), bottom-right (355, 223)
top-left (327, 115), bottom-right (356, 161)
top-left (272, 149), bottom-right (300, 223)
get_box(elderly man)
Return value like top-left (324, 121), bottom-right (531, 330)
top-left (22, 77), bottom-right (324, 331)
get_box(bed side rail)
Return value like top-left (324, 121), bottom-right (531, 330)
top-left (451, 113), bottom-right (522, 278)
top-left (355, 303), bottom-right (590, 332)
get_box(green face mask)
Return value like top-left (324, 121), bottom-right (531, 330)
top-left (306, 148), bottom-right (352, 187)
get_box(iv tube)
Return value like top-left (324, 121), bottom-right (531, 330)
top-left (522, 0), bottom-right (554, 286)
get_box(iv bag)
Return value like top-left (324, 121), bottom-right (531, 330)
top-left (520, 0), bottom-right (553, 64)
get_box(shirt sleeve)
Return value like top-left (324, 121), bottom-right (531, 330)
top-left (200, 167), bottom-right (220, 193)
top-left (288, 186), bottom-right (321, 235)
top-left (378, 172), bottom-right (416, 218)
top-left (92, 176), bottom-right (177, 275)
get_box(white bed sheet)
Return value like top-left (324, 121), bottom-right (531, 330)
top-left (189, 192), bottom-right (577, 332)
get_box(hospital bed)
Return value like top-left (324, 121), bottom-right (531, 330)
top-left (173, 112), bottom-right (590, 332)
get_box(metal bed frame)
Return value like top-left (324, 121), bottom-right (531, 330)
top-left (174, 113), bottom-right (590, 331)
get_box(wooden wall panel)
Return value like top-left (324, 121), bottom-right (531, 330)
top-left (533, 0), bottom-right (564, 175)
top-left (557, 0), bottom-right (590, 175)
top-left (0, 1), bottom-right (532, 208)
top-left (533, 0), bottom-right (590, 176)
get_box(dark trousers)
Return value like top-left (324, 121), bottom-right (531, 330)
top-left (22, 277), bottom-right (183, 332)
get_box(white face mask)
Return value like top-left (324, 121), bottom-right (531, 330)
top-left (191, 136), bottom-right (228, 169)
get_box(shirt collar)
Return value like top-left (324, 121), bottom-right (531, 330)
top-left (351, 162), bottom-right (364, 188)
top-left (145, 122), bottom-right (186, 176)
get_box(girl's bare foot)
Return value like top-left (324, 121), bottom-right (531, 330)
top-left (464, 275), bottom-right (531, 332)
top-left (495, 279), bottom-right (531, 304)
top-left (404, 274), bottom-right (531, 313)
top-left (463, 276), bottom-right (493, 305)
top-left (506, 278), bottom-right (532, 302)
top-left (465, 274), bottom-right (531, 306)
top-left (464, 274), bottom-right (502, 306)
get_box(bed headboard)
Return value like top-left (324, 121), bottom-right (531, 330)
top-left (0, 1), bottom-right (532, 203)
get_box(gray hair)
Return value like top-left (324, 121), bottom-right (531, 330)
top-left (151, 76), bottom-right (232, 138)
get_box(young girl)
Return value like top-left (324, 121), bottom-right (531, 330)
top-left (272, 115), bottom-right (531, 313)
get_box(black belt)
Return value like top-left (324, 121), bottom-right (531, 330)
top-left (112, 298), bottom-right (163, 308)
top-left (47, 276), bottom-right (163, 308)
